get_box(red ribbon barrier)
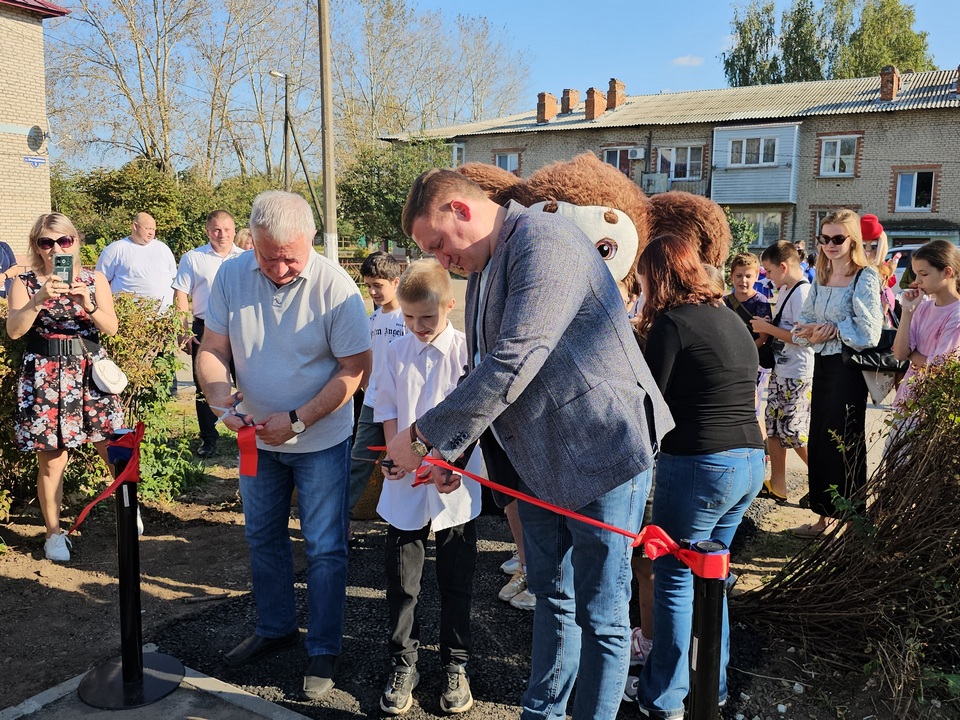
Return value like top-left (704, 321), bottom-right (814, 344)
top-left (67, 422), bottom-right (146, 536)
top-left (237, 425), bottom-right (258, 476)
top-left (367, 445), bottom-right (730, 580)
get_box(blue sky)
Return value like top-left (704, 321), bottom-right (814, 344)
top-left (419, 0), bottom-right (959, 101)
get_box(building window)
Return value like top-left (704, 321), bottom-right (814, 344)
top-left (819, 136), bottom-right (857, 176)
top-left (733, 211), bottom-right (781, 246)
top-left (449, 143), bottom-right (466, 167)
top-left (658, 145), bottom-right (703, 180)
top-left (729, 137), bottom-right (777, 166)
top-left (896, 171), bottom-right (934, 211)
top-left (495, 152), bottom-right (519, 174)
top-left (603, 147), bottom-right (632, 176)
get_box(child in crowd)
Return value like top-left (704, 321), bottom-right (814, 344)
top-left (376, 260), bottom-right (482, 716)
top-left (892, 240), bottom-right (960, 407)
top-left (750, 242), bottom-right (814, 502)
top-left (725, 252), bottom-right (773, 349)
top-left (348, 252), bottom-right (407, 516)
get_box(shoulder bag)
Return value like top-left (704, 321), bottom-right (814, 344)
top-left (840, 270), bottom-right (908, 374)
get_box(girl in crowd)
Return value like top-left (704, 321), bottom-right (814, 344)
top-left (791, 209), bottom-right (882, 538)
top-left (6, 213), bottom-right (123, 562)
top-left (891, 240), bottom-right (960, 406)
top-left (634, 234), bottom-right (764, 719)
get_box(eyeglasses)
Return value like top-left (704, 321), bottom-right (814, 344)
top-left (817, 234), bottom-right (849, 246)
top-left (37, 236), bottom-right (76, 250)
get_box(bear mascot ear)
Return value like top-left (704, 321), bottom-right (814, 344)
top-left (521, 153), bottom-right (651, 284)
top-left (648, 191), bottom-right (731, 271)
top-left (455, 163), bottom-right (524, 206)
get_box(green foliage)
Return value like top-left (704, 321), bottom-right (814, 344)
top-left (338, 140), bottom-right (453, 249)
top-left (724, 207), bottom-right (757, 266)
top-left (723, 0), bottom-right (935, 86)
top-left (0, 294), bottom-right (204, 520)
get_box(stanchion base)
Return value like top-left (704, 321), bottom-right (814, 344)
top-left (77, 652), bottom-right (184, 709)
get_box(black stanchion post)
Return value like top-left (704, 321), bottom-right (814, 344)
top-left (684, 539), bottom-right (728, 720)
top-left (78, 431), bottom-right (184, 709)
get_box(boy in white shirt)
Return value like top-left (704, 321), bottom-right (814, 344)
top-left (375, 259), bottom-right (482, 716)
top-left (750, 241), bottom-right (815, 503)
top-left (348, 252), bottom-right (408, 515)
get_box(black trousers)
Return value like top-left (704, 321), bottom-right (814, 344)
top-left (808, 352), bottom-right (868, 517)
top-left (192, 318), bottom-right (219, 443)
top-left (385, 520), bottom-right (477, 668)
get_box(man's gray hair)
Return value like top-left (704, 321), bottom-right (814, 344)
top-left (249, 191), bottom-right (316, 246)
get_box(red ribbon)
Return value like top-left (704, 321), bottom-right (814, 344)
top-left (368, 445), bottom-right (730, 580)
top-left (67, 422), bottom-right (145, 536)
top-left (237, 425), bottom-right (258, 476)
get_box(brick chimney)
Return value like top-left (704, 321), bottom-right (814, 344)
top-left (606, 78), bottom-right (626, 110)
top-left (585, 87), bottom-right (606, 121)
top-left (561, 88), bottom-right (580, 114)
top-left (536, 92), bottom-right (558, 124)
top-left (880, 65), bottom-right (901, 101)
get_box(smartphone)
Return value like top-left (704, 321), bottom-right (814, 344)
top-left (53, 254), bottom-right (74, 283)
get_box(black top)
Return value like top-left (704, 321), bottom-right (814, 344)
top-left (645, 303), bottom-right (764, 455)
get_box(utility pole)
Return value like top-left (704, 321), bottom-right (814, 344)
top-left (318, 0), bottom-right (338, 260)
top-left (268, 70), bottom-right (291, 192)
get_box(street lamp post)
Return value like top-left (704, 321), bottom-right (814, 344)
top-left (268, 70), bottom-right (291, 192)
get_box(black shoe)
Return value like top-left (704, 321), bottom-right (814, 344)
top-left (304, 654), bottom-right (337, 700)
top-left (380, 663), bottom-right (419, 715)
top-left (223, 630), bottom-right (299, 667)
top-left (439, 664), bottom-right (473, 714)
top-left (196, 439), bottom-right (218, 458)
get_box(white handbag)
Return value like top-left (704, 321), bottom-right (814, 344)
top-left (90, 356), bottom-right (128, 394)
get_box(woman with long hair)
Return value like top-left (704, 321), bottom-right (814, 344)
top-left (6, 213), bottom-right (123, 562)
top-left (791, 209), bottom-right (882, 537)
top-left (634, 234), bottom-right (764, 719)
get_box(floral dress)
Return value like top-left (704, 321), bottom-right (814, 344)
top-left (15, 269), bottom-right (124, 452)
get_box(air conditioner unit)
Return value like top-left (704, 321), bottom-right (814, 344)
top-left (640, 172), bottom-right (669, 194)
top-left (628, 147), bottom-right (645, 161)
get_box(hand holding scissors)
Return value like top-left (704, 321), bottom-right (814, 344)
top-left (209, 392), bottom-right (257, 432)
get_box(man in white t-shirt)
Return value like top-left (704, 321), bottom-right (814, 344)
top-left (172, 210), bottom-right (245, 457)
top-left (751, 241), bottom-right (815, 503)
top-left (96, 212), bottom-right (177, 310)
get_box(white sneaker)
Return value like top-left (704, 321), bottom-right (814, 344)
top-left (499, 550), bottom-right (521, 575)
top-left (622, 673), bottom-right (639, 703)
top-left (44, 531), bottom-right (72, 562)
top-left (498, 570), bottom-right (527, 602)
top-left (509, 589), bottom-right (536, 611)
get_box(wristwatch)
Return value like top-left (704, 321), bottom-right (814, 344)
top-left (289, 410), bottom-right (306, 435)
top-left (410, 422), bottom-right (430, 457)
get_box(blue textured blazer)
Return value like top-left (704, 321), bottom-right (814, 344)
top-left (418, 202), bottom-right (674, 511)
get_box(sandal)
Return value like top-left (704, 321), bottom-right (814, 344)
top-left (789, 522), bottom-right (826, 539)
top-left (758, 480), bottom-right (788, 505)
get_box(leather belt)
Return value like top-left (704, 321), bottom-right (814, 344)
top-left (26, 336), bottom-right (101, 356)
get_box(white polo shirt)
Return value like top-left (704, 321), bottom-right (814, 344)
top-left (373, 323), bottom-right (482, 531)
top-left (171, 243), bottom-right (245, 319)
top-left (205, 250), bottom-right (371, 453)
top-left (364, 307), bottom-right (407, 409)
top-left (96, 236), bottom-right (177, 310)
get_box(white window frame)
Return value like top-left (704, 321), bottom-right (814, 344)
top-left (495, 152), bottom-right (519, 174)
top-left (733, 210), bottom-right (782, 247)
top-left (658, 145), bottom-right (703, 180)
top-left (895, 171), bottom-right (934, 212)
top-left (449, 142), bottom-right (466, 167)
top-left (819, 135), bottom-right (858, 177)
top-left (603, 147), bottom-right (633, 176)
top-left (729, 136), bottom-right (778, 167)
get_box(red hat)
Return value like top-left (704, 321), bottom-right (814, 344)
top-left (860, 214), bottom-right (883, 242)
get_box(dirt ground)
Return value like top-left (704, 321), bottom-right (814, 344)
top-left (1, 394), bottom-right (954, 719)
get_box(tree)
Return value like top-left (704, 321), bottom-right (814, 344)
top-left (722, 1), bottom-right (782, 87)
top-left (832, 0), bottom-right (935, 79)
top-left (780, 0), bottom-right (826, 82)
top-left (337, 140), bottom-right (451, 250)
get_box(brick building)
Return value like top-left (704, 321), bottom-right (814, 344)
top-left (387, 67), bottom-right (960, 249)
top-left (0, 0), bottom-right (67, 257)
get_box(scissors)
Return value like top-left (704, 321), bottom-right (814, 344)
top-left (356, 455), bottom-right (433, 487)
top-left (209, 396), bottom-right (255, 426)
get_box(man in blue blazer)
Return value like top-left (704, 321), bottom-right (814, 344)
top-left (387, 169), bottom-right (674, 719)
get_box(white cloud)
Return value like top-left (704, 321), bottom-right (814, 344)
top-left (672, 55), bottom-right (704, 67)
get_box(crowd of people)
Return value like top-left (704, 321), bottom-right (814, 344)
top-left (6, 174), bottom-right (960, 718)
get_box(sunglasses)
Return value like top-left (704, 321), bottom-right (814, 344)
top-left (37, 236), bottom-right (76, 250)
top-left (818, 234), bottom-right (849, 246)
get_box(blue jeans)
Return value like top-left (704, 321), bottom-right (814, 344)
top-left (517, 470), bottom-right (650, 720)
top-left (637, 448), bottom-right (764, 718)
top-left (239, 439), bottom-right (351, 657)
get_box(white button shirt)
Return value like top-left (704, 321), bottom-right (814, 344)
top-left (373, 322), bottom-right (483, 531)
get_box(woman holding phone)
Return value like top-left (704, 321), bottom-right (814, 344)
top-left (6, 213), bottom-right (123, 562)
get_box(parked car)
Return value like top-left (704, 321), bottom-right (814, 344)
top-left (885, 245), bottom-right (923, 293)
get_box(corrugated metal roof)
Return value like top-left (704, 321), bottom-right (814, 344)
top-left (0, 0), bottom-right (69, 18)
top-left (385, 70), bottom-right (960, 141)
